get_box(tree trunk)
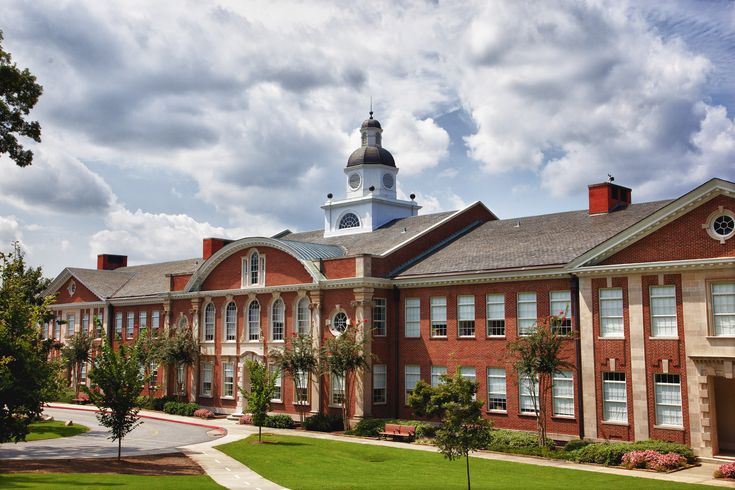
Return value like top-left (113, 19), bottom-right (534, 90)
top-left (258, 424), bottom-right (262, 443)
top-left (465, 452), bottom-right (471, 490)
top-left (117, 437), bottom-right (122, 462)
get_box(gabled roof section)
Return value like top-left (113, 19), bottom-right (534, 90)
top-left (112, 258), bottom-right (201, 298)
top-left (44, 267), bottom-right (133, 301)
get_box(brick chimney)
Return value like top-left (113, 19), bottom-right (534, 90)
top-left (97, 254), bottom-right (128, 270)
top-left (203, 238), bottom-right (234, 260)
top-left (588, 181), bottom-right (632, 215)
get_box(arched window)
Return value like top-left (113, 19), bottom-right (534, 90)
top-left (338, 213), bottom-right (360, 229)
top-left (248, 300), bottom-right (260, 341)
top-left (203, 304), bottom-right (215, 341)
top-left (271, 299), bottom-right (285, 341)
top-left (225, 302), bottom-right (237, 341)
top-left (331, 312), bottom-right (348, 335)
top-left (297, 297), bottom-right (310, 336)
top-left (250, 251), bottom-right (260, 285)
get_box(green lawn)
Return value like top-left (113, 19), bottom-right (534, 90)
top-left (25, 421), bottom-right (89, 441)
top-left (217, 434), bottom-right (705, 490)
top-left (0, 473), bottom-right (223, 489)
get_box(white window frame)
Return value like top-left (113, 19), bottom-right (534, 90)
top-left (294, 370), bottom-right (309, 405)
top-left (151, 311), bottom-right (160, 335)
top-left (296, 297), bottom-right (311, 336)
top-left (486, 293), bottom-right (505, 337)
top-left (458, 295), bottom-right (475, 337)
top-left (54, 317), bottom-right (61, 340)
top-left (126, 312), bottom-right (135, 339)
top-left (67, 314), bottom-right (76, 336)
top-left (487, 368), bottom-right (507, 412)
top-left (200, 362), bottom-right (213, 397)
top-left (330, 311), bottom-right (349, 336)
top-left (79, 361), bottom-right (87, 385)
top-left (552, 370), bottom-right (574, 417)
top-left (550, 290), bottom-right (572, 335)
top-left (222, 362), bottom-right (234, 398)
top-left (405, 298), bottom-right (420, 338)
top-left (149, 361), bottom-right (158, 390)
top-left (82, 313), bottom-right (90, 334)
top-left (517, 292), bottom-right (537, 336)
top-left (271, 366), bottom-right (283, 403)
top-left (650, 285), bottom-right (677, 337)
top-left (241, 250), bottom-right (266, 288)
top-left (519, 375), bottom-right (539, 415)
top-left (225, 301), bottom-right (237, 341)
top-left (139, 311), bottom-right (148, 331)
top-left (430, 296), bottom-right (447, 338)
top-left (203, 303), bottom-right (215, 342)
top-left (431, 366), bottom-right (447, 387)
top-left (711, 282), bottom-right (735, 337)
top-left (600, 288), bottom-right (624, 338)
top-left (404, 365), bottom-right (420, 405)
top-left (248, 300), bottom-right (260, 341)
top-left (271, 298), bottom-right (285, 341)
top-left (115, 313), bottom-right (122, 337)
top-left (373, 298), bottom-right (387, 337)
top-left (654, 374), bottom-right (683, 428)
top-left (602, 372), bottom-right (627, 423)
top-left (176, 363), bottom-right (186, 395)
top-left (330, 373), bottom-right (345, 407)
top-left (372, 364), bottom-right (387, 404)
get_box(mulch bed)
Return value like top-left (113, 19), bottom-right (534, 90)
top-left (0, 452), bottom-right (204, 476)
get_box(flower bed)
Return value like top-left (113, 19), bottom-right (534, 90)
top-left (715, 461), bottom-right (735, 480)
top-left (622, 450), bottom-right (686, 472)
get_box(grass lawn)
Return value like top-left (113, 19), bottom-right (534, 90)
top-left (25, 421), bottom-right (89, 441)
top-left (218, 434), bottom-right (706, 490)
top-left (0, 474), bottom-right (224, 489)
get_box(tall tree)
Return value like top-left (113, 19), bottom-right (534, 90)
top-left (83, 337), bottom-right (145, 461)
top-left (135, 327), bottom-right (164, 392)
top-left (61, 330), bottom-right (94, 397)
top-left (269, 334), bottom-right (319, 426)
top-left (0, 30), bottom-right (43, 167)
top-left (0, 242), bottom-right (57, 442)
top-left (240, 359), bottom-right (278, 443)
top-left (508, 314), bottom-right (575, 446)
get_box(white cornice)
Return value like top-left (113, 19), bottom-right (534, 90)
top-left (574, 257), bottom-right (735, 276)
top-left (394, 266), bottom-right (571, 288)
top-left (50, 301), bottom-right (106, 309)
top-left (110, 296), bottom-right (166, 307)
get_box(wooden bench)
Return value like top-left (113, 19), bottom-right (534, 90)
top-left (378, 423), bottom-right (416, 442)
top-left (72, 394), bottom-right (90, 405)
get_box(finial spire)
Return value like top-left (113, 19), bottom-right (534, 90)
top-left (369, 96), bottom-right (373, 119)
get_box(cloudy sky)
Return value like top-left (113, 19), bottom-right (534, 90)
top-left (1, 0), bottom-right (734, 277)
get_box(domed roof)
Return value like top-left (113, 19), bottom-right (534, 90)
top-left (347, 146), bottom-right (396, 167)
top-left (361, 117), bottom-right (382, 129)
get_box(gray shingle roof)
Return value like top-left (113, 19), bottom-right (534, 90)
top-left (396, 200), bottom-right (673, 277)
top-left (112, 258), bottom-right (201, 298)
top-left (66, 268), bottom-right (134, 299)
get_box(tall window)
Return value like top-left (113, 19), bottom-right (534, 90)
top-left (271, 366), bottom-right (282, 402)
top-left (517, 292), bottom-right (537, 335)
top-left (712, 283), bottom-right (735, 336)
top-left (201, 362), bottom-right (213, 396)
top-left (602, 372), bottom-right (627, 422)
top-left (487, 368), bottom-right (507, 412)
top-left (67, 314), bottom-right (76, 335)
top-left (373, 364), bottom-right (387, 404)
top-left (139, 311), bottom-right (148, 331)
top-left (54, 318), bottom-right (61, 339)
top-left (149, 362), bottom-right (158, 390)
top-left (458, 295), bottom-right (475, 337)
top-left (373, 298), bottom-right (387, 336)
top-left (431, 366), bottom-right (447, 387)
top-left (460, 366), bottom-right (477, 399)
top-left (115, 313), bottom-right (122, 337)
top-left (552, 371), bottom-right (574, 417)
top-left (550, 291), bottom-right (572, 335)
top-left (295, 370), bottom-right (309, 404)
top-left (519, 375), bottom-right (539, 415)
top-left (486, 294), bottom-right (505, 336)
top-left (222, 362), bottom-right (234, 397)
top-left (405, 298), bottom-right (420, 337)
top-left (151, 311), bottom-right (160, 335)
top-left (82, 313), bottom-right (89, 334)
top-left (654, 374), bottom-right (683, 427)
top-left (331, 373), bottom-right (345, 405)
top-left (203, 303), bottom-right (215, 341)
top-left (600, 288), bottom-right (624, 337)
top-left (43, 322), bottom-right (49, 339)
top-left (271, 299), bottom-right (285, 341)
top-left (650, 285), bottom-right (677, 337)
top-left (297, 297), bottom-right (310, 335)
top-left (126, 312), bottom-right (134, 339)
top-left (248, 301), bottom-right (260, 341)
top-left (177, 364), bottom-right (186, 395)
top-left (430, 297), bottom-right (447, 337)
top-left (405, 365), bottom-right (420, 404)
top-left (250, 251), bottom-right (260, 285)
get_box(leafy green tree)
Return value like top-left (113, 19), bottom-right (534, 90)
top-left (320, 325), bottom-right (373, 430)
top-left (0, 242), bottom-right (57, 442)
top-left (159, 324), bottom-right (198, 399)
top-left (135, 327), bottom-right (164, 391)
top-left (508, 314), bottom-right (575, 446)
top-left (409, 372), bottom-right (491, 490)
top-left (61, 329), bottom-right (94, 396)
top-left (83, 337), bottom-right (145, 461)
top-left (0, 30), bottom-right (43, 167)
top-left (240, 359), bottom-right (278, 443)
top-left (269, 334), bottom-right (318, 425)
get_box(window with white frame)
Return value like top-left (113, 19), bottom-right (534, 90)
top-left (80, 362), bottom-right (87, 385)
top-left (430, 297), bottom-right (447, 337)
top-left (331, 311), bottom-right (348, 335)
top-left (297, 297), bottom-right (311, 335)
top-left (67, 314), bottom-right (76, 335)
top-left (271, 299), bottom-right (285, 341)
top-left (517, 292), bottom-right (537, 336)
top-left (712, 282), bottom-right (735, 336)
top-left (126, 312), bottom-right (134, 338)
top-left (373, 298), bottom-right (387, 336)
top-left (405, 365), bottom-right (420, 404)
top-left (458, 295), bottom-right (475, 337)
top-left (602, 372), bottom-right (627, 422)
top-left (431, 366), bottom-right (447, 387)
top-left (203, 303), bottom-right (215, 341)
top-left (242, 251), bottom-right (266, 287)
top-left (487, 368), bottom-right (507, 412)
top-left (600, 288), bottom-right (624, 337)
top-left (271, 365), bottom-right (282, 402)
top-left (552, 371), bottom-right (574, 417)
top-left (330, 373), bottom-right (345, 405)
top-left (201, 362), bottom-right (213, 396)
top-left (295, 370), bottom-right (309, 404)
top-left (405, 298), bottom-right (420, 337)
top-left (222, 362), bottom-right (234, 397)
top-left (654, 374), bottom-right (683, 427)
top-left (248, 301), bottom-right (260, 341)
top-left (519, 375), bottom-right (539, 415)
top-left (550, 291), bottom-right (572, 335)
top-left (373, 364), bottom-right (387, 404)
top-left (139, 311), bottom-right (147, 331)
top-left (250, 251), bottom-right (260, 285)
top-left (650, 285), bottom-right (677, 337)
top-left (97, 311), bottom-right (104, 337)
top-left (177, 364), bottom-right (186, 395)
top-left (151, 311), bottom-right (160, 335)
top-left (54, 318), bottom-right (61, 339)
top-left (115, 313), bottom-right (122, 337)
top-left (82, 313), bottom-right (89, 334)
top-left (486, 294), bottom-right (505, 336)
top-left (461, 366), bottom-right (477, 399)
top-left (225, 302), bottom-right (237, 341)
top-left (149, 362), bottom-right (158, 390)
top-left (43, 322), bottom-right (49, 339)
top-left (338, 212), bottom-right (360, 229)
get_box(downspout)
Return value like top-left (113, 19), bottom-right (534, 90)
top-left (571, 275), bottom-right (584, 439)
top-left (392, 285), bottom-right (400, 419)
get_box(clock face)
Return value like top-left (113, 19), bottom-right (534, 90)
top-left (382, 173), bottom-right (394, 189)
top-left (349, 172), bottom-right (361, 190)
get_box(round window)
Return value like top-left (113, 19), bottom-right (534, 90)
top-left (706, 209), bottom-right (735, 243)
top-left (331, 312), bottom-right (348, 335)
top-left (382, 173), bottom-right (394, 189)
top-left (349, 173), bottom-right (361, 190)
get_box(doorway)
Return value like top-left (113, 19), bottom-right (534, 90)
top-left (715, 377), bottom-right (735, 455)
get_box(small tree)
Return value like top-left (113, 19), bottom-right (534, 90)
top-left (61, 330), bottom-right (93, 396)
top-left (269, 334), bottom-right (319, 426)
top-left (135, 327), bottom-right (164, 392)
top-left (320, 325), bottom-right (372, 430)
top-left (83, 337), bottom-right (145, 461)
top-left (160, 324), bottom-right (198, 400)
top-left (240, 359), bottom-right (278, 443)
top-left (409, 372), bottom-right (491, 490)
top-left (508, 314), bottom-right (575, 446)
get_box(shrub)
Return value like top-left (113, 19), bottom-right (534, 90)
top-left (574, 443), bottom-right (629, 466)
top-left (163, 401), bottom-right (199, 416)
top-left (350, 418), bottom-right (438, 438)
top-left (488, 429), bottom-right (551, 450)
top-left (564, 439), bottom-right (593, 452)
top-left (303, 413), bottom-right (343, 432)
top-left (53, 387), bottom-right (76, 404)
top-left (264, 414), bottom-right (295, 429)
top-left (628, 440), bottom-right (695, 463)
top-left (140, 395), bottom-right (178, 411)
top-left (715, 462), bottom-right (735, 479)
top-left (622, 450), bottom-right (685, 472)
top-left (194, 408), bottom-right (214, 419)
top-left (239, 414), bottom-right (253, 425)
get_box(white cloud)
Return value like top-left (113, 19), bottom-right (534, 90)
top-left (0, 215), bottom-right (23, 249)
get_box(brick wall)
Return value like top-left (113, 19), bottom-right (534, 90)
top-left (322, 257), bottom-right (356, 279)
top-left (54, 277), bottom-right (100, 304)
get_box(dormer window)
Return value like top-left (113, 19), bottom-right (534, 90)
top-left (241, 249), bottom-right (266, 287)
top-left (338, 213), bottom-right (360, 229)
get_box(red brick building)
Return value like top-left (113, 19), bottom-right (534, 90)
top-left (44, 114), bottom-right (735, 458)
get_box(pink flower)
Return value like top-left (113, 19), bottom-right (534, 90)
top-left (717, 462), bottom-right (735, 479)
